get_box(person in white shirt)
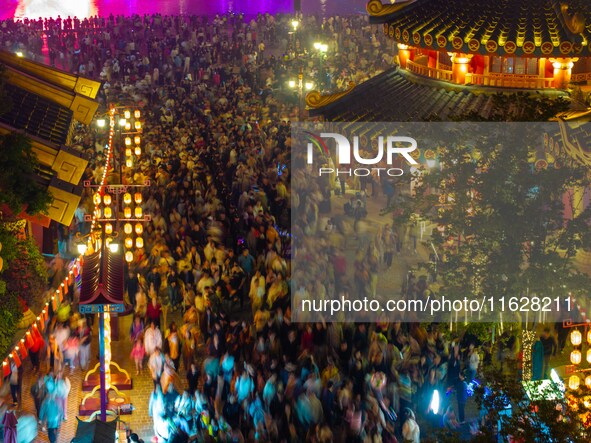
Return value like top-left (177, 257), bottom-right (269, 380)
top-left (402, 408), bottom-right (420, 443)
top-left (144, 321), bottom-right (163, 356)
top-left (467, 343), bottom-right (480, 381)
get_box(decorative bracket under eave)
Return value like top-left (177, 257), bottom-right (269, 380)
top-left (305, 82), bottom-right (356, 109)
top-left (366, 0), bottom-right (414, 18)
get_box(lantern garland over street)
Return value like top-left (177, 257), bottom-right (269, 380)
top-left (1, 262), bottom-right (80, 384)
top-left (79, 105), bottom-right (148, 420)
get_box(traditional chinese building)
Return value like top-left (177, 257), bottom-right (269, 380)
top-left (0, 51), bottom-right (101, 231)
top-left (309, 0), bottom-right (591, 121)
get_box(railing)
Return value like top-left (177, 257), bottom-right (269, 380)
top-left (407, 60), bottom-right (453, 82)
top-left (571, 72), bottom-right (591, 83)
top-left (465, 72), bottom-right (554, 89)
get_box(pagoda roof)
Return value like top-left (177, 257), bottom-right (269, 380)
top-left (79, 249), bottom-right (125, 307)
top-left (368, 0), bottom-right (591, 57)
top-left (310, 68), bottom-right (497, 121)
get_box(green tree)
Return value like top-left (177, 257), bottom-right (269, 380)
top-left (472, 366), bottom-right (590, 443)
top-left (395, 95), bottom-right (591, 320)
top-left (413, 128), bottom-right (591, 316)
top-left (0, 132), bottom-right (53, 215)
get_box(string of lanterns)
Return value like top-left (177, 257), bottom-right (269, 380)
top-left (85, 107), bottom-right (144, 262)
top-left (568, 327), bottom-right (591, 390)
top-left (2, 106), bottom-right (145, 378)
top-left (0, 107), bottom-right (120, 380)
top-left (1, 262), bottom-right (80, 382)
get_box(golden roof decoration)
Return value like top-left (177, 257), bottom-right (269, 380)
top-left (370, 0), bottom-right (591, 57)
top-left (561, 2), bottom-right (586, 34)
top-left (366, 0), bottom-right (415, 18)
top-left (306, 82), bottom-right (357, 109)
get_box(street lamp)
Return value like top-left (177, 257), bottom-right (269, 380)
top-left (313, 42), bottom-right (328, 53)
top-left (313, 42), bottom-right (328, 89)
top-left (288, 67), bottom-right (313, 121)
top-left (289, 19), bottom-right (300, 58)
top-left (80, 106), bottom-right (148, 420)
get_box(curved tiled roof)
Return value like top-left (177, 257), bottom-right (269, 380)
top-left (310, 68), bottom-right (495, 121)
top-left (309, 67), bottom-right (568, 122)
top-left (368, 0), bottom-right (591, 57)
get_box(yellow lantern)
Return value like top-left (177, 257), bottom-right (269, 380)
top-left (571, 349), bottom-right (582, 365)
top-left (103, 207), bottom-right (112, 219)
top-left (118, 118), bottom-right (127, 127)
top-left (572, 330), bottom-right (582, 346)
top-left (105, 223), bottom-right (113, 235)
top-left (125, 251), bottom-right (133, 263)
top-left (124, 110), bottom-right (131, 119)
top-left (135, 207), bottom-right (143, 218)
top-left (125, 148), bottom-right (132, 157)
top-left (134, 136), bottom-right (141, 145)
top-left (136, 237), bottom-right (144, 248)
top-left (587, 330), bottom-right (591, 345)
top-left (95, 208), bottom-right (102, 218)
top-left (135, 223), bottom-right (143, 235)
top-left (123, 193), bottom-right (132, 205)
top-left (134, 146), bottom-right (142, 156)
top-left (125, 237), bottom-right (133, 249)
top-left (125, 137), bottom-right (132, 146)
top-left (126, 158), bottom-right (133, 168)
top-left (586, 376), bottom-right (591, 389)
top-left (134, 192), bottom-right (142, 204)
top-left (124, 223), bottom-right (132, 234)
top-left (134, 110), bottom-right (141, 118)
top-left (124, 207), bottom-right (132, 218)
top-left (587, 349), bottom-right (591, 364)
top-left (135, 121), bottom-right (142, 130)
top-left (569, 375), bottom-right (580, 390)
top-left (93, 193), bottom-right (102, 205)
top-left (125, 122), bottom-right (131, 131)
top-left (103, 194), bottom-right (112, 205)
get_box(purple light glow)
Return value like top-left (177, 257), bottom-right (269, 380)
top-left (3, 0), bottom-right (366, 20)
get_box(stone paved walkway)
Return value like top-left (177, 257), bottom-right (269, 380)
top-left (5, 307), bottom-right (186, 443)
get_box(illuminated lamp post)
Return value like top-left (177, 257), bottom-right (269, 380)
top-left (313, 42), bottom-right (328, 90)
top-left (79, 106), bottom-right (148, 421)
top-left (288, 67), bottom-right (314, 121)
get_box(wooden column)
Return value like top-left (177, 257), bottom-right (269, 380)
top-left (398, 43), bottom-right (410, 69)
top-left (550, 57), bottom-right (578, 89)
top-left (449, 52), bottom-right (473, 85)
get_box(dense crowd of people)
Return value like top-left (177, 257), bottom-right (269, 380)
top-left (0, 10), bottom-right (539, 443)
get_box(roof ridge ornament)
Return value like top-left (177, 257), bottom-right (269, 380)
top-left (560, 2), bottom-right (586, 34)
top-left (366, 0), bottom-right (415, 17)
top-left (306, 82), bottom-right (356, 109)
